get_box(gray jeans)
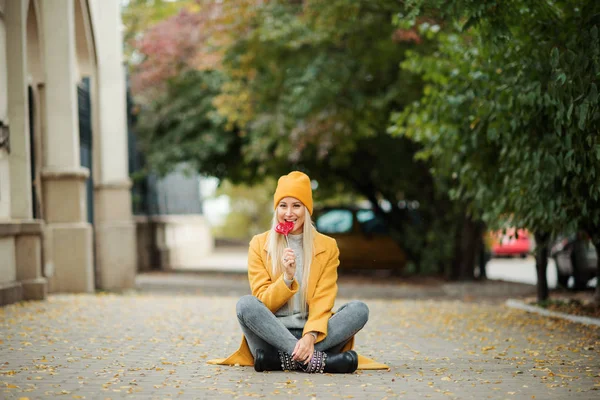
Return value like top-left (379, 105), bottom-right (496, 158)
top-left (236, 295), bottom-right (369, 358)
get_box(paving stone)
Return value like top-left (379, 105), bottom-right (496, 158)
top-left (1, 278), bottom-right (599, 399)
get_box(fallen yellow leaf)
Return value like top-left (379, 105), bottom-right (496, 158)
top-left (556, 374), bottom-right (574, 378)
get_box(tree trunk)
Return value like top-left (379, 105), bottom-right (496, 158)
top-left (593, 238), bottom-right (600, 306)
top-left (458, 218), bottom-right (475, 280)
top-left (583, 225), bottom-right (600, 306)
top-left (450, 215), bottom-right (481, 281)
top-left (449, 217), bottom-right (463, 280)
top-left (572, 233), bottom-right (589, 289)
top-left (478, 240), bottom-right (488, 280)
top-left (476, 221), bottom-right (487, 280)
top-left (534, 232), bottom-right (550, 302)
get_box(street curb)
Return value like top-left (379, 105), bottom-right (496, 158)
top-left (505, 299), bottom-right (600, 327)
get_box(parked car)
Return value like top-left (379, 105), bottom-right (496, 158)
top-left (313, 206), bottom-right (407, 270)
top-left (490, 228), bottom-right (532, 258)
top-left (550, 232), bottom-right (598, 289)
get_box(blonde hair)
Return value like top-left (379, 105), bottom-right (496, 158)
top-left (266, 207), bottom-right (314, 315)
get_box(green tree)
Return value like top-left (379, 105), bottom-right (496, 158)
top-left (216, 0), bottom-right (474, 275)
top-left (132, 0), bottom-right (467, 275)
top-left (132, 0), bottom-right (600, 287)
top-left (122, 0), bottom-right (191, 65)
top-left (547, 7), bottom-right (600, 302)
top-left (390, 0), bottom-right (600, 301)
top-left (135, 69), bottom-right (264, 182)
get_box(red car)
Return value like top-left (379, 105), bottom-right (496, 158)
top-left (491, 229), bottom-right (531, 258)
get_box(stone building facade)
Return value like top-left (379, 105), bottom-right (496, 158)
top-left (0, 0), bottom-right (136, 305)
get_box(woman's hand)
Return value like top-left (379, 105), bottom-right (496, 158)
top-left (292, 334), bottom-right (315, 364)
top-left (282, 248), bottom-right (296, 280)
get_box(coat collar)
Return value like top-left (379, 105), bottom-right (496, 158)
top-left (261, 228), bottom-right (330, 300)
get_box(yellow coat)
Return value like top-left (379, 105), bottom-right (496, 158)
top-left (208, 229), bottom-right (388, 370)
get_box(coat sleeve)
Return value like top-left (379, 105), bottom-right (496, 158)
top-left (303, 243), bottom-right (339, 342)
top-left (247, 235), bottom-right (298, 313)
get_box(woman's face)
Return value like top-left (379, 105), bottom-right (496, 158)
top-left (277, 196), bottom-right (305, 235)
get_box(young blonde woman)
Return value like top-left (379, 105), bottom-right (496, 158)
top-left (209, 171), bottom-right (387, 373)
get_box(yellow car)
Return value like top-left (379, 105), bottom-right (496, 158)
top-left (314, 206), bottom-right (407, 270)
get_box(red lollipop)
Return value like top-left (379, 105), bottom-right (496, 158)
top-left (275, 221), bottom-right (295, 245)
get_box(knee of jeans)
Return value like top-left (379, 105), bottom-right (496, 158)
top-left (236, 295), bottom-right (259, 320)
top-left (349, 300), bottom-right (369, 327)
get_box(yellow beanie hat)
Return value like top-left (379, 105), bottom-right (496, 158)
top-left (273, 171), bottom-right (313, 215)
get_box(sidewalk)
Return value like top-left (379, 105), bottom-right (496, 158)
top-left (135, 270), bottom-right (540, 301)
top-left (2, 273), bottom-right (599, 399)
top-left (177, 246), bottom-right (248, 273)
top-left (163, 246), bottom-right (540, 301)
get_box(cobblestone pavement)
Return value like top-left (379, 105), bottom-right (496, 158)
top-left (1, 275), bottom-right (599, 399)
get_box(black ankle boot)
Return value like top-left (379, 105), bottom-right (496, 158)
top-left (323, 350), bottom-right (359, 374)
top-left (300, 350), bottom-right (359, 374)
top-left (254, 349), bottom-right (299, 372)
top-left (254, 349), bottom-right (282, 372)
